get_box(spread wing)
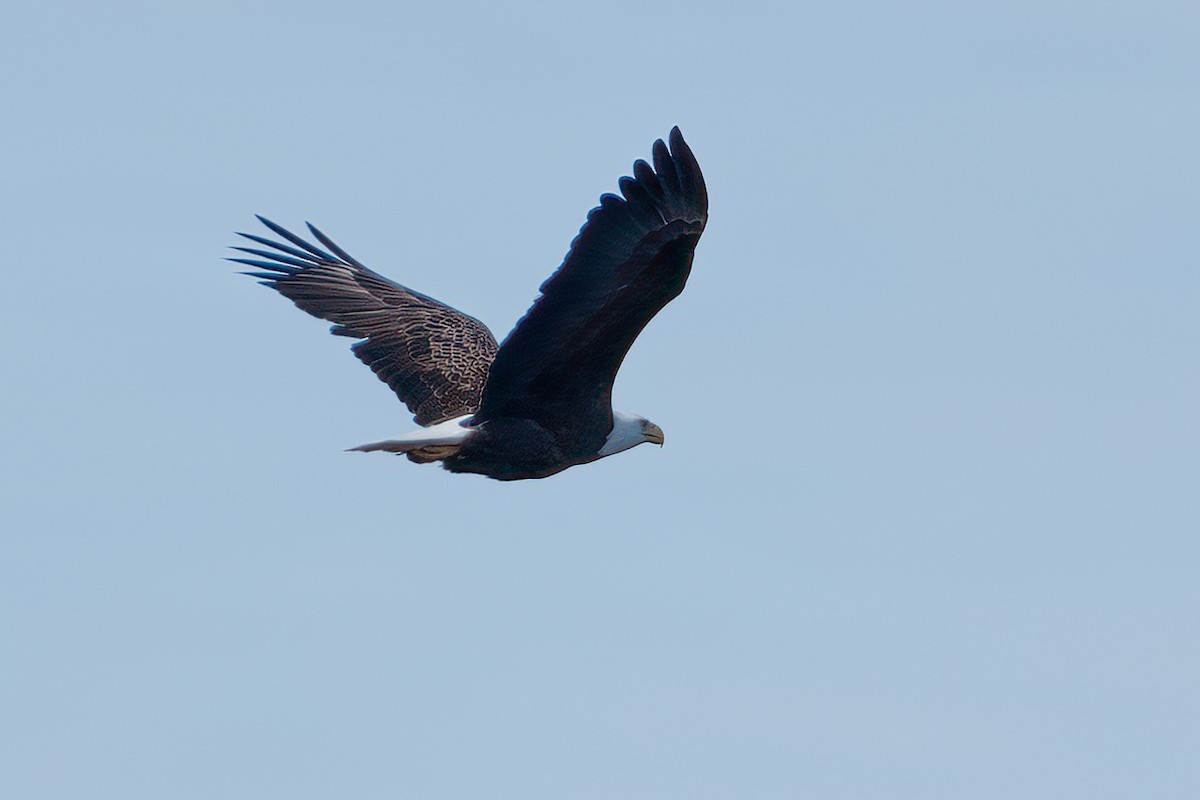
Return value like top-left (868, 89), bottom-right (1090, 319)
top-left (230, 216), bottom-right (498, 425)
top-left (476, 127), bottom-right (707, 445)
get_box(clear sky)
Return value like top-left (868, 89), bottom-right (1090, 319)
top-left (3, 1), bottom-right (1197, 797)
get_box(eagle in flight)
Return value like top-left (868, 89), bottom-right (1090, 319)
top-left (230, 127), bottom-right (707, 480)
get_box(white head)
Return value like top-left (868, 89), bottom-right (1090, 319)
top-left (596, 411), bottom-right (665, 458)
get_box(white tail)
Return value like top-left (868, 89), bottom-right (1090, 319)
top-left (347, 415), bottom-right (473, 455)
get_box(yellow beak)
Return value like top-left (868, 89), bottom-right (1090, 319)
top-left (644, 423), bottom-right (665, 446)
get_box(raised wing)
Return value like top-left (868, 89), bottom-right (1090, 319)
top-left (476, 127), bottom-right (707, 442)
top-left (230, 216), bottom-right (498, 425)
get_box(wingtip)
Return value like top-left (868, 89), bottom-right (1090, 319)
top-left (668, 125), bottom-right (689, 156)
top-left (255, 215), bottom-right (287, 237)
top-left (305, 221), bottom-right (367, 270)
top-left (664, 126), bottom-right (705, 217)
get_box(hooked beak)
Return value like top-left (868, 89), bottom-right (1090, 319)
top-left (644, 423), bottom-right (665, 446)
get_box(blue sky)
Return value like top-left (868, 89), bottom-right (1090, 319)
top-left (3, 1), bottom-right (1198, 797)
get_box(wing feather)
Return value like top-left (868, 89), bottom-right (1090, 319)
top-left (476, 127), bottom-right (707, 446)
top-left (231, 218), bottom-right (498, 425)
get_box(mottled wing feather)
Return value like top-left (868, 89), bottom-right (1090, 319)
top-left (477, 127), bottom-right (707, 446)
top-left (230, 217), bottom-right (498, 425)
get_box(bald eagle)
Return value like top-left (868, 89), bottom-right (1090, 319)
top-left (230, 127), bottom-right (707, 480)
